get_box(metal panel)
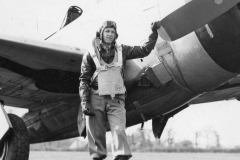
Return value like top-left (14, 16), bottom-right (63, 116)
top-left (152, 63), bottom-right (172, 85)
top-left (145, 63), bottom-right (172, 88)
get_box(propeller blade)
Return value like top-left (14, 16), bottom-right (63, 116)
top-left (159, 0), bottom-right (240, 41)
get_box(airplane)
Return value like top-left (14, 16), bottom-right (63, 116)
top-left (1, 0), bottom-right (240, 159)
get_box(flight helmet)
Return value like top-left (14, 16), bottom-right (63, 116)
top-left (96, 20), bottom-right (118, 42)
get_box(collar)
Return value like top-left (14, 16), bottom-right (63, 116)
top-left (100, 41), bottom-right (115, 51)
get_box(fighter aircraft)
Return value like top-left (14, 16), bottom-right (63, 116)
top-left (1, 0), bottom-right (240, 159)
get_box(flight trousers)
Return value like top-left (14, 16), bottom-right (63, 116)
top-left (86, 91), bottom-right (132, 160)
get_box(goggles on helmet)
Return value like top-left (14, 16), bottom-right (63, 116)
top-left (101, 21), bottom-right (117, 30)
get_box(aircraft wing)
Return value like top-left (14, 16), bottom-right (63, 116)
top-left (190, 76), bottom-right (240, 104)
top-left (0, 34), bottom-right (87, 142)
top-left (0, 34), bottom-right (86, 109)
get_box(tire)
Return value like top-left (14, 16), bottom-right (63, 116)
top-left (0, 114), bottom-right (29, 160)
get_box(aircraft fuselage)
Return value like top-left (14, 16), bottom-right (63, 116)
top-left (124, 6), bottom-right (240, 127)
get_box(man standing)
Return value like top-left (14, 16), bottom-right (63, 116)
top-left (79, 20), bottom-right (161, 160)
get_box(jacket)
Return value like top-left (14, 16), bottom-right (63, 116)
top-left (79, 22), bottom-right (161, 102)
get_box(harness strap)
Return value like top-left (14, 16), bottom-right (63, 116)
top-left (90, 38), bottom-right (123, 83)
top-left (116, 44), bottom-right (123, 65)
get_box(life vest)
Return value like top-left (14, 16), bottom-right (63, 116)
top-left (90, 38), bottom-right (126, 99)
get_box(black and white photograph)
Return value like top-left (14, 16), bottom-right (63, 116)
top-left (1, 0), bottom-right (240, 160)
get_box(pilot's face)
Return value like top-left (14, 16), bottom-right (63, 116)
top-left (102, 28), bottom-right (115, 44)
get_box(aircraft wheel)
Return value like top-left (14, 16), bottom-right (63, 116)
top-left (0, 114), bottom-right (29, 160)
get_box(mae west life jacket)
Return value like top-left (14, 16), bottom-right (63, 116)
top-left (90, 38), bottom-right (126, 99)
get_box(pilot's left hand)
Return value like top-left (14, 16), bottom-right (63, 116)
top-left (151, 21), bottom-right (162, 31)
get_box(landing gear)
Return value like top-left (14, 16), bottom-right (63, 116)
top-left (0, 114), bottom-right (29, 160)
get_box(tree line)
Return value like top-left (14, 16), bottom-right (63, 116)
top-left (30, 128), bottom-right (240, 152)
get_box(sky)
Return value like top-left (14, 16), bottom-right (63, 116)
top-left (1, 0), bottom-right (240, 148)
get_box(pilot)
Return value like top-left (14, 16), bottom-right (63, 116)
top-left (79, 20), bottom-right (161, 160)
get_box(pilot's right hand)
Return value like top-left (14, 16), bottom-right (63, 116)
top-left (81, 101), bottom-right (95, 116)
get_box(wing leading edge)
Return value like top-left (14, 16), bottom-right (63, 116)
top-left (0, 35), bottom-right (86, 109)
